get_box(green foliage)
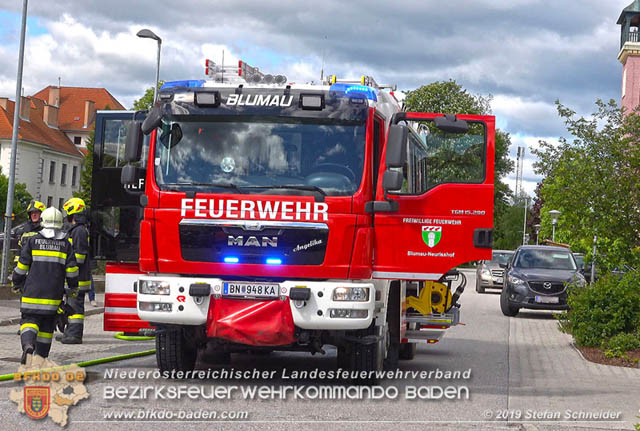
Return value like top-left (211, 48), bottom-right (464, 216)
top-left (602, 332), bottom-right (640, 358)
top-left (404, 80), bottom-right (514, 231)
top-left (132, 82), bottom-right (164, 111)
top-left (73, 130), bottom-right (94, 207)
top-left (493, 198), bottom-right (530, 250)
top-left (0, 167), bottom-right (32, 228)
top-left (558, 272), bottom-right (640, 347)
top-left (532, 100), bottom-right (640, 269)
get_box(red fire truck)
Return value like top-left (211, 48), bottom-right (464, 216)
top-left (92, 60), bottom-right (494, 375)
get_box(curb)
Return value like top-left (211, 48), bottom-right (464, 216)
top-left (571, 341), bottom-right (640, 369)
top-left (0, 307), bottom-right (104, 327)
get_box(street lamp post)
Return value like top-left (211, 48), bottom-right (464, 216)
top-left (549, 210), bottom-right (561, 242)
top-left (136, 29), bottom-right (162, 104)
top-left (534, 224), bottom-right (541, 245)
top-left (0, 0), bottom-right (28, 285)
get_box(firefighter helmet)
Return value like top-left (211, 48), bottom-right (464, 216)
top-left (26, 200), bottom-right (46, 214)
top-left (63, 197), bottom-right (86, 216)
top-left (41, 207), bottom-right (63, 229)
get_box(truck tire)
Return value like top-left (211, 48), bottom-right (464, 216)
top-left (156, 326), bottom-right (198, 373)
top-left (338, 322), bottom-right (387, 384)
top-left (399, 342), bottom-right (416, 360)
top-left (500, 289), bottom-right (519, 317)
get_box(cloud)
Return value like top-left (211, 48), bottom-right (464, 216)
top-left (0, 0), bottom-right (630, 146)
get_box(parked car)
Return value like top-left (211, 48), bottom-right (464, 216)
top-left (475, 249), bottom-right (514, 293)
top-left (500, 245), bottom-right (586, 317)
top-left (572, 253), bottom-right (597, 283)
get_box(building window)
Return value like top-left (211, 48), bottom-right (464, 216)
top-left (74, 136), bottom-right (82, 146)
top-left (58, 198), bottom-right (64, 209)
top-left (47, 196), bottom-right (53, 207)
top-left (72, 166), bottom-right (78, 187)
top-left (49, 161), bottom-right (56, 183)
top-left (61, 163), bottom-right (67, 185)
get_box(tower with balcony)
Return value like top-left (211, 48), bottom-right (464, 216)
top-left (618, 0), bottom-right (640, 112)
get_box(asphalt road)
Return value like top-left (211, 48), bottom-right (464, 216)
top-left (1, 269), bottom-right (639, 430)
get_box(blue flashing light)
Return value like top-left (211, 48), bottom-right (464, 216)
top-left (266, 258), bottom-right (282, 265)
top-left (329, 83), bottom-right (377, 101)
top-left (160, 80), bottom-right (206, 90)
top-left (224, 257), bottom-right (239, 263)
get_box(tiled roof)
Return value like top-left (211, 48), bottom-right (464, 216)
top-left (31, 86), bottom-right (125, 131)
top-left (0, 98), bottom-right (84, 157)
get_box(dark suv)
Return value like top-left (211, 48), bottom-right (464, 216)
top-left (500, 245), bottom-right (586, 317)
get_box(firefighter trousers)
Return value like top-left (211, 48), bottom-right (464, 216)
top-left (63, 291), bottom-right (85, 339)
top-left (20, 313), bottom-right (55, 358)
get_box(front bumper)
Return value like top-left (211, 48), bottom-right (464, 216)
top-left (136, 275), bottom-right (375, 331)
top-left (504, 283), bottom-right (568, 310)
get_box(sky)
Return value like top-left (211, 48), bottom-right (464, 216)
top-left (0, 1), bottom-right (632, 197)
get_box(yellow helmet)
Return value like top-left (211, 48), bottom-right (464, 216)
top-left (63, 197), bottom-right (86, 216)
top-left (27, 200), bottom-right (46, 214)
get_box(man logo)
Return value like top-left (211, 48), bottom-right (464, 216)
top-left (228, 235), bottom-right (278, 247)
top-left (24, 386), bottom-right (50, 420)
top-left (543, 282), bottom-right (552, 289)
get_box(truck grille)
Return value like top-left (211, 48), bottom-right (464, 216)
top-left (491, 269), bottom-right (504, 277)
top-left (528, 281), bottom-right (566, 295)
top-left (178, 219), bottom-right (329, 265)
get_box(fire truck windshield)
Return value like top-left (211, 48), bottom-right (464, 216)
top-left (154, 118), bottom-right (366, 197)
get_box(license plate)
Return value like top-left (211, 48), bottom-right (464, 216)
top-left (495, 277), bottom-right (503, 284)
top-left (223, 282), bottom-right (279, 298)
top-left (535, 296), bottom-right (559, 304)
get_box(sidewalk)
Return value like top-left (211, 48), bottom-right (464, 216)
top-left (0, 293), bottom-right (105, 326)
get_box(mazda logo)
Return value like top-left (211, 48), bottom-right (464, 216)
top-left (543, 282), bottom-right (552, 289)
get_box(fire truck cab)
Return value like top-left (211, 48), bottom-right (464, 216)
top-left (92, 60), bottom-right (495, 376)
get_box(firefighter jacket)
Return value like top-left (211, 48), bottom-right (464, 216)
top-left (15, 220), bottom-right (42, 248)
top-left (12, 231), bottom-right (79, 315)
top-left (67, 214), bottom-right (91, 292)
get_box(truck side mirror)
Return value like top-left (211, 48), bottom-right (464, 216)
top-left (386, 125), bottom-right (408, 167)
top-left (382, 170), bottom-right (403, 192)
top-left (141, 106), bottom-right (163, 135)
top-left (125, 121), bottom-right (144, 162)
top-left (434, 114), bottom-right (469, 134)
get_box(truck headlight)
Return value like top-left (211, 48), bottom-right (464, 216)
top-left (480, 269), bottom-right (492, 280)
top-left (508, 275), bottom-right (525, 285)
top-left (139, 280), bottom-right (171, 295)
top-left (139, 301), bottom-right (172, 312)
top-left (333, 286), bottom-right (370, 302)
top-left (329, 309), bottom-right (368, 318)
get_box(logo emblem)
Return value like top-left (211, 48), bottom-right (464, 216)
top-left (24, 386), bottom-right (50, 420)
top-left (422, 226), bottom-right (442, 248)
top-left (543, 282), bottom-right (552, 289)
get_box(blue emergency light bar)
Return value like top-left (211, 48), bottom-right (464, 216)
top-left (329, 83), bottom-right (377, 101)
top-left (160, 80), bottom-right (206, 90)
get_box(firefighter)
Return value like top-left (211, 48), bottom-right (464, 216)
top-left (58, 197), bottom-right (90, 344)
top-left (16, 200), bottom-right (46, 247)
top-left (12, 200), bottom-right (46, 295)
top-left (12, 207), bottom-right (79, 364)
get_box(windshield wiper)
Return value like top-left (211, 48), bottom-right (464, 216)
top-left (165, 182), bottom-right (244, 196)
top-left (240, 185), bottom-right (326, 202)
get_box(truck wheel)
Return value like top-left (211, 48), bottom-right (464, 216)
top-left (156, 326), bottom-right (198, 373)
top-left (500, 289), bottom-right (519, 317)
top-left (399, 342), bottom-right (416, 360)
top-left (338, 322), bottom-right (387, 383)
top-left (475, 278), bottom-right (485, 293)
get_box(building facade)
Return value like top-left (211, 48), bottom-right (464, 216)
top-left (618, 0), bottom-right (640, 112)
top-left (0, 86), bottom-right (124, 209)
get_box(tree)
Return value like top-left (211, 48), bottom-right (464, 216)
top-left (132, 82), bottom-right (164, 111)
top-left (493, 199), bottom-right (531, 250)
top-left (0, 167), bottom-right (32, 228)
top-left (532, 99), bottom-right (640, 269)
top-left (404, 80), bottom-right (515, 238)
top-left (73, 130), bottom-right (93, 207)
